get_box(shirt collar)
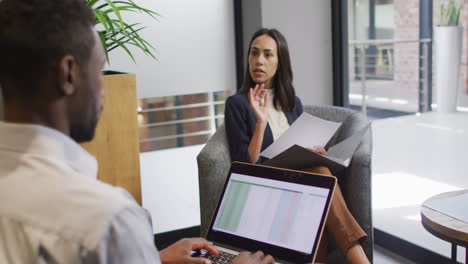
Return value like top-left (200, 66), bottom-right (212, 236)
top-left (0, 121), bottom-right (98, 179)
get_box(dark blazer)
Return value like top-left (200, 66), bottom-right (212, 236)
top-left (224, 92), bottom-right (303, 163)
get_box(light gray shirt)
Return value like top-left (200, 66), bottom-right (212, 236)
top-left (0, 122), bottom-right (161, 264)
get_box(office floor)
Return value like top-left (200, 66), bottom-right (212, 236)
top-left (374, 245), bottom-right (415, 263)
top-left (372, 111), bottom-right (468, 262)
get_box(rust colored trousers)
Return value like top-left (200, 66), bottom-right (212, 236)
top-left (303, 166), bottom-right (367, 263)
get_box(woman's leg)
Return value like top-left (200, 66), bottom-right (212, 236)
top-left (314, 230), bottom-right (328, 263)
top-left (303, 166), bottom-right (369, 264)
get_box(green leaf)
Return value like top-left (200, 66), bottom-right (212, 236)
top-left (106, 25), bottom-right (146, 51)
top-left (103, 0), bottom-right (125, 29)
top-left (90, 0), bottom-right (159, 63)
top-left (122, 0), bottom-right (159, 17)
top-left (87, 0), bottom-right (100, 7)
top-left (109, 36), bottom-right (136, 63)
top-left (98, 31), bottom-right (110, 63)
top-left (94, 10), bottom-right (110, 31)
top-left (455, 7), bottom-right (461, 25)
top-left (118, 21), bottom-right (153, 51)
top-left (107, 33), bottom-right (137, 51)
top-left (103, 6), bottom-right (137, 14)
top-left (440, 0), bottom-right (461, 26)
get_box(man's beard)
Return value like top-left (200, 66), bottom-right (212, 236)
top-left (70, 114), bottom-right (98, 143)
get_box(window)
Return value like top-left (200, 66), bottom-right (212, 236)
top-left (138, 90), bottom-right (232, 152)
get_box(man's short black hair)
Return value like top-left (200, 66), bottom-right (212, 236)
top-left (0, 0), bottom-right (95, 98)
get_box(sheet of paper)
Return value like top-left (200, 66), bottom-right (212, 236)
top-left (424, 192), bottom-right (468, 223)
top-left (260, 112), bottom-right (341, 159)
top-left (327, 124), bottom-right (370, 165)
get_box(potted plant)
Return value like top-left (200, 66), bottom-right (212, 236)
top-left (435, 0), bottom-right (463, 113)
top-left (81, 0), bottom-right (158, 204)
top-left (87, 0), bottom-right (158, 63)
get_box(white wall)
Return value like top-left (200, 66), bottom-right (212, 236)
top-left (140, 145), bottom-right (203, 234)
top-left (105, 0), bottom-right (237, 98)
top-left (260, 0), bottom-right (333, 106)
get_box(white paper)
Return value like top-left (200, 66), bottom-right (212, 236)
top-left (326, 124), bottom-right (370, 162)
top-left (260, 113), bottom-right (341, 159)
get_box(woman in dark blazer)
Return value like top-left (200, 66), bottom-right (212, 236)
top-left (224, 28), bottom-right (369, 264)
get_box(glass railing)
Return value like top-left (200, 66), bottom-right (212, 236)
top-left (138, 90), bottom-right (232, 152)
top-left (348, 38), bottom-right (432, 117)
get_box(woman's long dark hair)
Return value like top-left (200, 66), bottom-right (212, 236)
top-left (241, 28), bottom-right (296, 112)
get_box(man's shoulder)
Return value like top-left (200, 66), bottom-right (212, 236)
top-left (58, 174), bottom-right (142, 229)
top-left (0, 163), bottom-right (143, 249)
top-left (0, 173), bottom-right (151, 263)
top-left (68, 178), bottom-right (146, 247)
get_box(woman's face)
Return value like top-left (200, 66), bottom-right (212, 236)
top-left (249, 34), bottom-right (279, 89)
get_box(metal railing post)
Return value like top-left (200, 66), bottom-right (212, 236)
top-left (359, 46), bottom-right (368, 117)
top-left (421, 42), bottom-right (430, 112)
top-left (208, 91), bottom-right (217, 135)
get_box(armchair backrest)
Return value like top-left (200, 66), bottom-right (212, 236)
top-left (197, 105), bottom-right (373, 263)
top-left (197, 124), bottom-right (231, 236)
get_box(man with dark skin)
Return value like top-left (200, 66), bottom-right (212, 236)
top-left (0, 0), bottom-right (274, 263)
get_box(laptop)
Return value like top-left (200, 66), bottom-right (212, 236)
top-left (203, 161), bottom-right (336, 264)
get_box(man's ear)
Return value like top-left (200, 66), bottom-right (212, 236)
top-left (57, 55), bottom-right (77, 96)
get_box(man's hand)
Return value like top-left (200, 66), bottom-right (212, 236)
top-left (232, 251), bottom-right (274, 264)
top-left (159, 238), bottom-right (219, 264)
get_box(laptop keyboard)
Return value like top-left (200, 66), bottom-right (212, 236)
top-left (206, 251), bottom-right (237, 264)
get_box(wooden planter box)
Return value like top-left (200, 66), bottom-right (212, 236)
top-left (81, 73), bottom-right (142, 205)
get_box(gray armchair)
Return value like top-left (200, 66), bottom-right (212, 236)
top-left (197, 105), bottom-right (373, 263)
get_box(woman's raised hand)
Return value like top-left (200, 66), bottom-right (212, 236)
top-left (248, 84), bottom-right (269, 124)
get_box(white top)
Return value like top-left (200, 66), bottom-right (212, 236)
top-left (0, 122), bottom-right (160, 264)
top-left (264, 89), bottom-right (289, 140)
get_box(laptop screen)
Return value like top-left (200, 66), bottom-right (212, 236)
top-left (212, 172), bottom-right (331, 254)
